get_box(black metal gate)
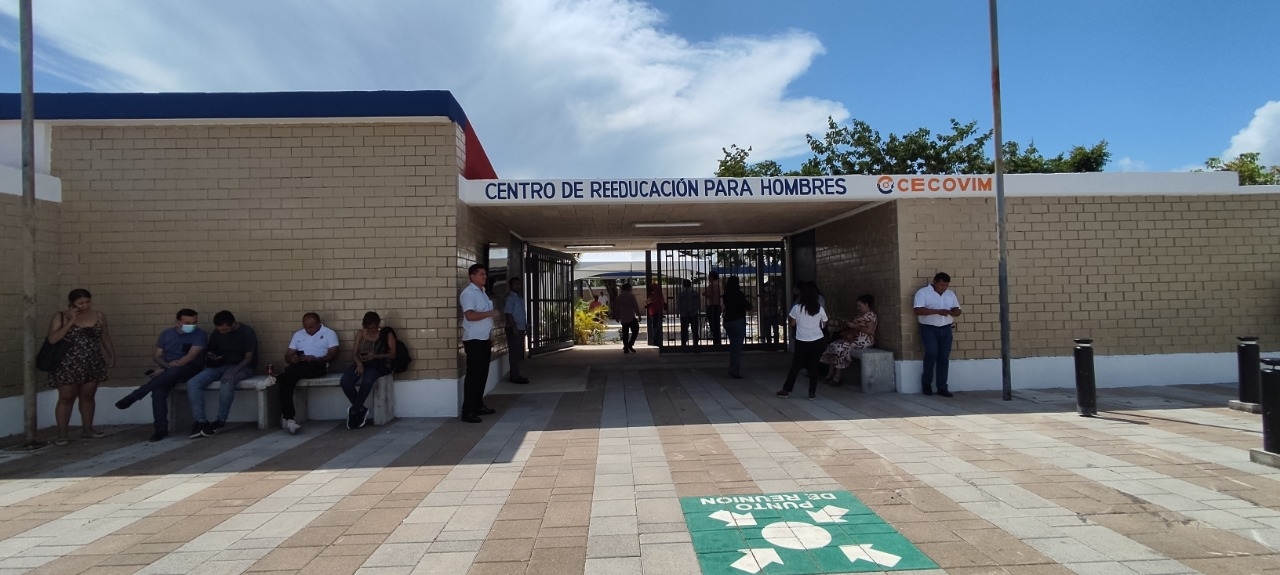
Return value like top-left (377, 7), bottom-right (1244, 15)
top-left (654, 242), bottom-right (787, 353)
top-left (527, 245), bottom-right (576, 355)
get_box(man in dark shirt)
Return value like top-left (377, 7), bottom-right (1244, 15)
top-left (115, 308), bottom-right (207, 442)
top-left (184, 310), bottom-right (258, 438)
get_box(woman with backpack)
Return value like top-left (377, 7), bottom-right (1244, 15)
top-left (340, 311), bottom-right (398, 429)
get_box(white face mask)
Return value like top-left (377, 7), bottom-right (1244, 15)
top-left (180, 324), bottom-right (197, 334)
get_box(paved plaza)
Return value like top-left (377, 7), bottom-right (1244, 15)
top-left (1, 348), bottom-right (1278, 575)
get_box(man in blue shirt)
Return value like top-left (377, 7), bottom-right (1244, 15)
top-left (115, 308), bottom-right (207, 442)
top-left (503, 278), bottom-right (530, 385)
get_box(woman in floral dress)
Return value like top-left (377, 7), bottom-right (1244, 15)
top-left (46, 288), bottom-right (115, 445)
top-left (821, 294), bottom-right (877, 385)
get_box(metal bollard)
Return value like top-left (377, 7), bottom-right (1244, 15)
top-left (1074, 338), bottom-right (1097, 417)
top-left (1261, 359), bottom-right (1280, 455)
top-left (1238, 336), bottom-right (1261, 404)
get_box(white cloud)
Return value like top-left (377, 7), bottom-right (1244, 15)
top-left (1224, 100), bottom-right (1280, 165)
top-left (1112, 157), bottom-right (1148, 172)
top-left (0, 0), bottom-right (847, 178)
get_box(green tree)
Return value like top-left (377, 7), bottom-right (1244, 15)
top-left (1203, 152), bottom-right (1280, 185)
top-left (718, 117), bottom-right (1110, 176)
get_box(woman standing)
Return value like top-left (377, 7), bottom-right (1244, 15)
top-left (723, 276), bottom-right (749, 378)
top-left (777, 282), bottom-right (827, 399)
top-left (820, 295), bottom-right (878, 385)
top-left (46, 288), bottom-right (115, 445)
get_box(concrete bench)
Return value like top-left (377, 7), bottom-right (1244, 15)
top-left (840, 348), bottom-right (896, 394)
top-left (170, 372), bottom-right (395, 431)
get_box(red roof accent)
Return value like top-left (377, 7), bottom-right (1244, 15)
top-left (462, 120), bottom-right (498, 180)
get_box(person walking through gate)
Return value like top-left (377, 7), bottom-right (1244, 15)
top-left (914, 272), bottom-right (961, 397)
top-left (677, 279), bottom-right (700, 347)
top-left (503, 278), bottom-right (530, 384)
top-left (703, 271), bottom-right (722, 346)
top-left (777, 282), bottom-right (827, 399)
top-left (460, 263), bottom-right (499, 422)
top-left (723, 276), bottom-right (750, 379)
top-left (612, 283), bottom-right (642, 353)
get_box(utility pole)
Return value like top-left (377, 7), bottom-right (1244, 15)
top-left (20, 0), bottom-right (42, 445)
top-left (989, 0), bottom-right (1013, 401)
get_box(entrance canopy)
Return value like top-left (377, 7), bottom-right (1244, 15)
top-left (460, 172), bottom-right (1243, 251)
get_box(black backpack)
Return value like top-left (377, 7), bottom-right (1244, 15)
top-left (379, 327), bottom-right (412, 373)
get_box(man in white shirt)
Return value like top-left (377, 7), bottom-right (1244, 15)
top-left (460, 263), bottom-right (499, 423)
top-left (278, 312), bottom-right (340, 433)
top-left (913, 272), bottom-right (962, 397)
top-left (503, 277), bottom-right (530, 385)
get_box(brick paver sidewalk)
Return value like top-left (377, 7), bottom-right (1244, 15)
top-left (1, 358), bottom-right (1277, 575)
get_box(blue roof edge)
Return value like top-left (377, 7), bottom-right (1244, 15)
top-left (0, 90), bottom-right (470, 126)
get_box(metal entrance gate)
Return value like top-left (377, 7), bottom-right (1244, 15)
top-left (527, 246), bottom-right (575, 355)
top-left (654, 242), bottom-right (787, 353)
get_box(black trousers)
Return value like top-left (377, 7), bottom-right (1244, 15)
top-left (621, 320), bottom-right (639, 351)
top-left (462, 339), bottom-right (491, 415)
top-left (782, 339), bottom-right (824, 397)
top-left (277, 361), bottom-right (327, 420)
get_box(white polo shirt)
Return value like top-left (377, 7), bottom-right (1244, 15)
top-left (914, 285), bottom-right (961, 327)
top-left (460, 282), bottom-right (495, 341)
top-left (789, 303), bottom-right (828, 342)
top-left (289, 325), bottom-right (339, 357)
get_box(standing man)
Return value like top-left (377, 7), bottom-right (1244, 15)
top-left (704, 271), bottom-right (722, 346)
top-left (278, 312), bottom-right (339, 433)
top-left (503, 277), bottom-right (530, 385)
top-left (677, 279), bottom-right (700, 347)
top-left (461, 263), bottom-right (500, 422)
top-left (914, 272), bottom-right (961, 397)
top-left (185, 310), bottom-right (258, 438)
top-left (115, 309), bottom-right (207, 442)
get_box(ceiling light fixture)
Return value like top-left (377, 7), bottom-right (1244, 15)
top-left (564, 244), bottom-right (615, 250)
top-left (633, 221), bottom-right (704, 228)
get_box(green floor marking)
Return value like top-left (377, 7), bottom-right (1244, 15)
top-left (680, 491), bottom-right (937, 574)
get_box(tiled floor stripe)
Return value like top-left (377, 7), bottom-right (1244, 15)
top-left (0, 439), bottom-right (196, 507)
top-left (0, 424), bottom-right (335, 572)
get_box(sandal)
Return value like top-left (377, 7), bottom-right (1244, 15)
top-left (81, 431), bottom-right (106, 439)
top-left (54, 438), bottom-right (70, 446)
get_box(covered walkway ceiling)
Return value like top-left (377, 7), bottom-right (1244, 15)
top-left (472, 201), bottom-right (877, 251)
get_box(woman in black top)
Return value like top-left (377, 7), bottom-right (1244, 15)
top-left (723, 276), bottom-right (750, 378)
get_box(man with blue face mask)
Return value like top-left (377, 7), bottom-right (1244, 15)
top-left (115, 308), bottom-right (207, 442)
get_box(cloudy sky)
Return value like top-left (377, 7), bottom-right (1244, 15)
top-left (0, 0), bottom-right (1276, 178)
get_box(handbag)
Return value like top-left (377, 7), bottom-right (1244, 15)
top-left (36, 338), bottom-right (71, 372)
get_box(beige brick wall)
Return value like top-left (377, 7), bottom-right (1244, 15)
top-left (896, 195), bottom-right (1280, 360)
top-left (0, 195), bottom-right (62, 399)
top-left (49, 121), bottom-right (466, 384)
top-left (814, 202), bottom-right (903, 356)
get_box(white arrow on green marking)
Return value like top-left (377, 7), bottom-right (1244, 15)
top-left (709, 509), bottom-right (757, 527)
top-left (806, 504), bottom-right (849, 523)
top-left (730, 548), bottom-right (782, 573)
top-left (840, 543), bottom-right (902, 567)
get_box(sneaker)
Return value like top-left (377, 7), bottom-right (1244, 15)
top-left (937, 390), bottom-right (954, 398)
top-left (775, 391), bottom-right (789, 398)
top-left (282, 418), bottom-right (301, 435)
top-left (115, 395), bottom-right (136, 410)
top-left (356, 407), bottom-right (370, 429)
top-left (346, 406), bottom-right (360, 430)
top-left (148, 430), bottom-right (167, 442)
top-left (202, 420), bottom-right (224, 437)
top-left (460, 414), bottom-right (482, 423)
top-left (477, 406), bottom-right (496, 415)
top-left (189, 422), bottom-right (206, 439)
top-left (922, 388), bottom-right (934, 396)
top-left (808, 393), bottom-right (816, 400)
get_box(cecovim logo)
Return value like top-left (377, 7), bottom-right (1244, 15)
top-left (877, 175), bottom-right (993, 194)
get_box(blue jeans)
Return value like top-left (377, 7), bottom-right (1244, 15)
top-left (920, 324), bottom-right (954, 392)
top-left (725, 318), bottom-right (746, 375)
top-left (187, 365), bottom-right (250, 423)
top-left (340, 363), bottom-right (390, 410)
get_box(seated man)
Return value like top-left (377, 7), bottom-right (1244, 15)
top-left (115, 308), bottom-right (207, 442)
top-left (185, 310), bottom-right (258, 438)
top-left (278, 312), bottom-right (339, 434)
